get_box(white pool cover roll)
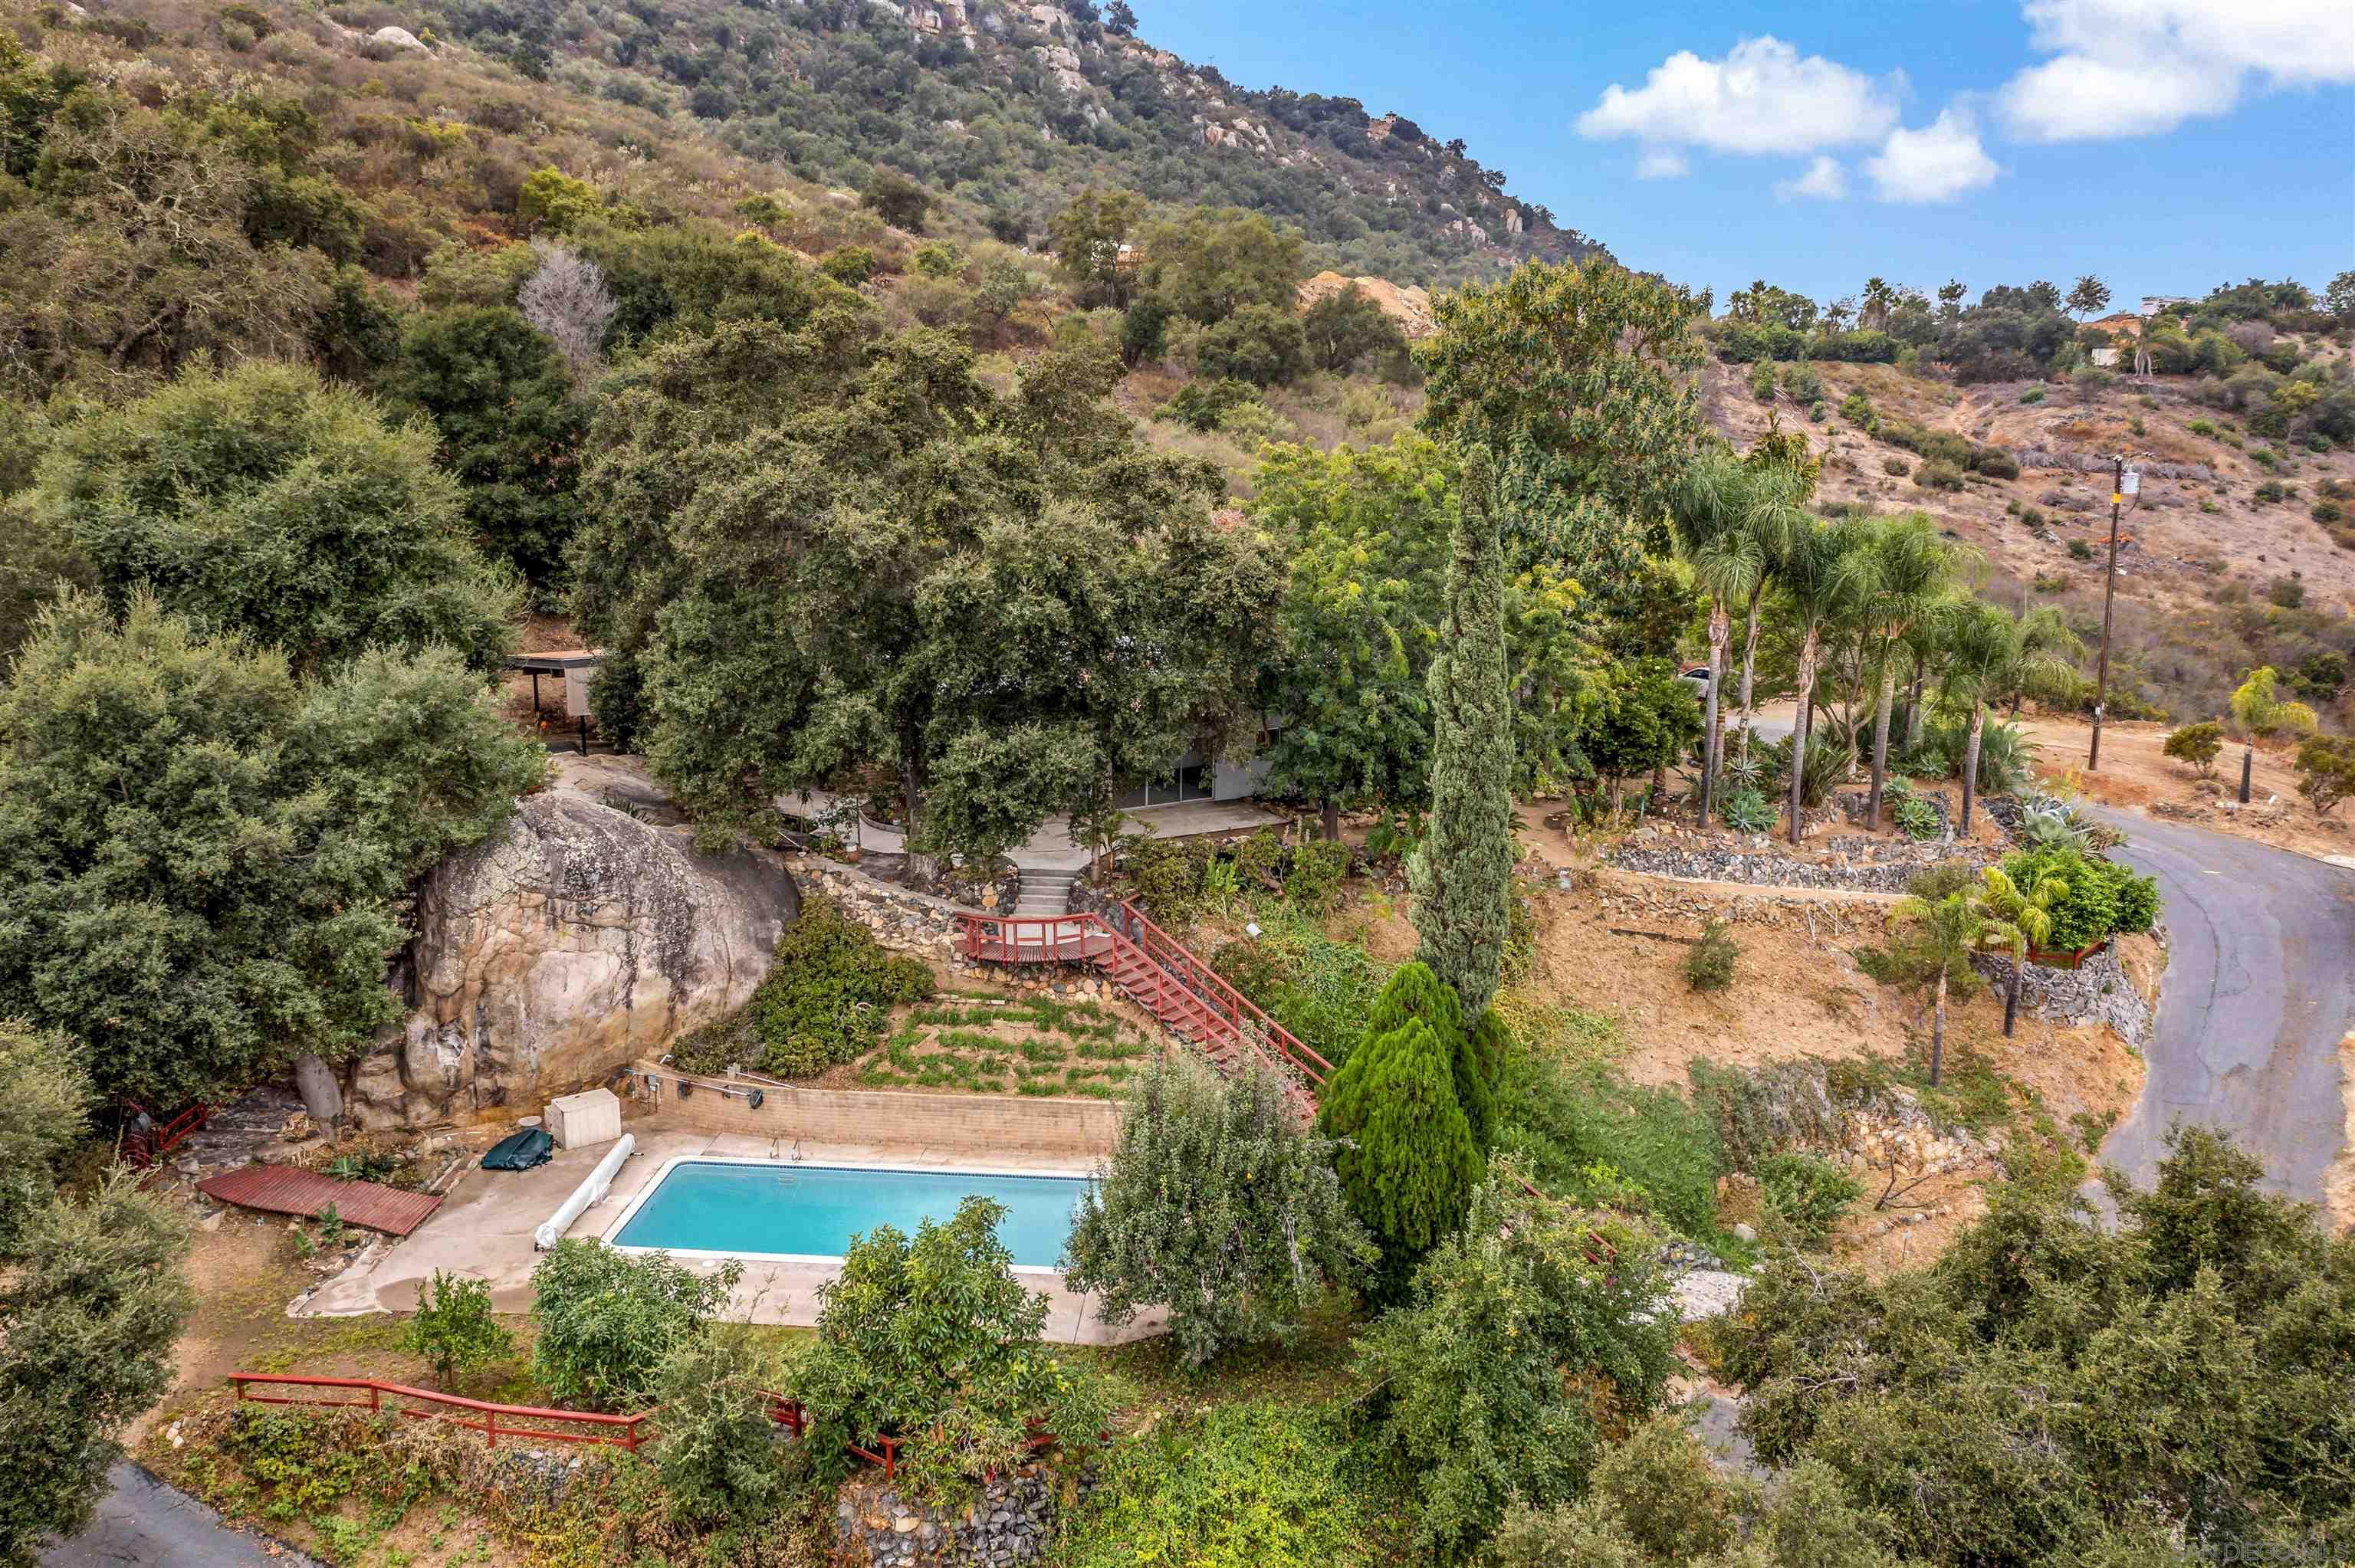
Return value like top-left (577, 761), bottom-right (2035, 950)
top-left (534, 1133), bottom-right (636, 1251)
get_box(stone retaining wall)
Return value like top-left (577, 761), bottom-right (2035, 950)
top-left (629, 1063), bottom-right (1120, 1157)
top-left (1583, 871), bottom-right (1894, 938)
top-left (836, 1467), bottom-right (1076, 1566)
top-left (1605, 842), bottom-right (1987, 894)
top-left (1968, 945), bottom-right (2153, 1049)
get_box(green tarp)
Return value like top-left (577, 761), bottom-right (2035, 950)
top-left (481, 1127), bottom-right (553, 1172)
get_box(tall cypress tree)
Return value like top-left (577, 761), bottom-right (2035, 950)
top-left (1409, 444), bottom-right (1516, 1022)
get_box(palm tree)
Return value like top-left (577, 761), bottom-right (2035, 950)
top-left (1729, 435), bottom-right (1813, 769)
top-left (1865, 515), bottom-right (1978, 824)
top-left (1860, 277), bottom-right (1898, 332)
top-left (1772, 517), bottom-right (1867, 845)
top-left (1972, 864), bottom-right (2065, 1038)
top-left (1855, 515), bottom-right (1960, 829)
top-left (1940, 604), bottom-right (2078, 833)
top-left (2002, 605), bottom-right (2085, 717)
top-left (1672, 454), bottom-right (1769, 825)
top-left (1884, 886), bottom-right (1982, 1086)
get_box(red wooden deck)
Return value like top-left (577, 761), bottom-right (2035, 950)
top-left (197, 1166), bottom-right (443, 1236)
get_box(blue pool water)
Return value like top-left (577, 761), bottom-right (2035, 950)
top-left (609, 1161), bottom-right (1092, 1268)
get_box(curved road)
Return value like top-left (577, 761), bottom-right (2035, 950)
top-left (2094, 809), bottom-right (2355, 1207)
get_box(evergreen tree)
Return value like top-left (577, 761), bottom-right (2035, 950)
top-left (1318, 989), bottom-right (1482, 1290)
top-left (1408, 445), bottom-right (1516, 1022)
top-left (1358, 960), bottom-right (1497, 1150)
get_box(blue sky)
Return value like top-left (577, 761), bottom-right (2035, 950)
top-left (1132, 1), bottom-right (2355, 310)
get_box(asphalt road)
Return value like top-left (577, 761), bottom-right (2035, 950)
top-left (2094, 808), bottom-right (2355, 1206)
top-left (41, 1462), bottom-right (320, 1568)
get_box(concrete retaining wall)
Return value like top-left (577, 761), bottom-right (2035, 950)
top-left (630, 1061), bottom-right (1121, 1158)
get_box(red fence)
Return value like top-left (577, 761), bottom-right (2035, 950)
top-left (234, 1376), bottom-right (1054, 1485)
top-left (231, 1374), bottom-right (655, 1452)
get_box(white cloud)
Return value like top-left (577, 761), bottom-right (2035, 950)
top-left (1998, 0), bottom-right (2355, 141)
top-left (1635, 146), bottom-right (1691, 179)
top-left (1865, 109), bottom-right (2001, 202)
top-left (1576, 36), bottom-right (1901, 156)
top-left (1776, 156), bottom-right (1848, 200)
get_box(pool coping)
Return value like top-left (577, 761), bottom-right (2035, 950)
top-left (597, 1153), bottom-right (1099, 1276)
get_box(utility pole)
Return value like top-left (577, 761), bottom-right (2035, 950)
top-left (2088, 455), bottom-right (2136, 772)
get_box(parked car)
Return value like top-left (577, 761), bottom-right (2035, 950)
top-left (1679, 665), bottom-right (1713, 704)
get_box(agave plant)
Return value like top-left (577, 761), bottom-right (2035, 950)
top-left (1764, 731), bottom-right (1857, 810)
top-left (2016, 795), bottom-right (2094, 853)
top-left (1720, 787), bottom-right (1777, 834)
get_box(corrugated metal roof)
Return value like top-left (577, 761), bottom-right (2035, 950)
top-left (197, 1166), bottom-right (443, 1236)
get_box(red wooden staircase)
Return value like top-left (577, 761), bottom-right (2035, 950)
top-left (956, 900), bottom-right (1330, 1110)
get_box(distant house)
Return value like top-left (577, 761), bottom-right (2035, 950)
top-left (2090, 346), bottom-right (2121, 368)
top-left (2138, 295), bottom-right (2193, 317)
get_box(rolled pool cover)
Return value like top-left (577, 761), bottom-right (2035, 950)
top-left (481, 1127), bottom-right (553, 1171)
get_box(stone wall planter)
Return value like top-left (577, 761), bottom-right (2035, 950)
top-left (835, 1465), bottom-right (1082, 1567)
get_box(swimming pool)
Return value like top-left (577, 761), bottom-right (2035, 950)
top-left (603, 1158), bottom-right (1093, 1271)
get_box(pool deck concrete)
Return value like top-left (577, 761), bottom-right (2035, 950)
top-left (301, 1126), bottom-right (1164, 1347)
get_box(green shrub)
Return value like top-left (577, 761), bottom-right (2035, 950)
top-left (650, 1323), bottom-right (792, 1526)
top-left (1916, 460), bottom-right (1966, 491)
top-left (818, 246), bottom-right (876, 285)
top-left (1999, 846), bottom-right (2159, 951)
top-left (2255, 480), bottom-right (2291, 504)
top-left (682, 897), bottom-right (932, 1078)
top-left (1351, 1169), bottom-right (1680, 1557)
top-left (402, 1271), bottom-right (512, 1390)
top-left (1682, 920), bottom-right (1737, 992)
top-left (1749, 361), bottom-right (1777, 402)
top-left (2189, 418), bottom-right (2217, 437)
top-left (1195, 303), bottom-right (1309, 386)
top-left (2021, 505), bottom-right (2047, 527)
top-left (1783, 363), bottom-right (1823, 403)
top-left (2019, 385), bottom-right (2047, 404)
top-left (1976, 450), bottom-right (2021, 480)
top-left (1882, 456), bottom-right (1910, 476)
top-left (1210, 901), bottom-right (1387, 1070)
top-left (2266, 576), bottom-right (2305, 609)
top-left (529, 1241), bottom-right (739, 1411)
top-left (1283, 839), bottom-right (1351, 911)
top-left (2316, 501), bottom-right (2347, 524)
top-left (2068, 538), bottom-right (2095, 561)
top-left (1064, 1055), bottom-right (1372, 1368)
top-left (1057, 1401), bottom-right (1374, 1568)
top-left (1155, 376), bottom-right (1256, 432)
top-left (2295, 733), bottom-right (2355, 816)
top-left (788, 1196), bottom-right (1118, 1504)
top-left (909, 241), bottom-right (962, 277)
top-left (1120, 832), bottom-right (1210, 919)
top-left (1839, 389), bottom-right (1876, 430)
top-left (1757, 1151), bottom-right (1861, 1245)
top-left (1491, 1055), bottom-right (1723, 1240)
top-left (225, 1408), bottom-right (374, 1523)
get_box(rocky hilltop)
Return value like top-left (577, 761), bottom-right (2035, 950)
top-left (400, 0), bottom-right (1603, 286)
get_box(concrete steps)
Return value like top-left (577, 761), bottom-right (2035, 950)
top-left (1011, 868), bottom-right (1081, 917)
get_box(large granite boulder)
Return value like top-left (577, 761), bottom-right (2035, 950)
top-left (344, 791), bottom-right (796, 1129)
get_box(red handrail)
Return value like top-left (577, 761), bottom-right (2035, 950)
top-left (954, 905), bottom-right (1329, 1090)
top-left (230, 1373), bottom-right (652, 1452)
top-left (1114, 900), bottom-right (1332, 1084)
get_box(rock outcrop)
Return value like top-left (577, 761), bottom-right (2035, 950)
top-left (344, 790), bottom-right (797, 1129)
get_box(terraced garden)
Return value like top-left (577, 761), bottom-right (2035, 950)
top-left (851, 995), bottom-right (1157, 1099)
